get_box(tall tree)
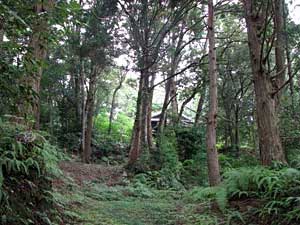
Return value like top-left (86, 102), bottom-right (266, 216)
top-left (206, 0), bottom-right (221, 186)
top-left (81, 0), bottom-right (117, 162)
top-left (243, 0), bottom-right (286, 165)
top-left (274, 0), bottom-right (286, 106)
top-left (23, 0), bottom-right (54, 129)
top-left (119, 0), bottom-right (195, 168)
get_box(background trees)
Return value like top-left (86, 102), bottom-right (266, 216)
top-left (1, 0), bottom-right (299, 171)
top-left (1, 0), bottom-right (300, 224)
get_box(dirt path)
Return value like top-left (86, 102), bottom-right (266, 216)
top-left (55, 161), bottom-right (125, 186)
top-left (54, 160), bottom-right (220, 225)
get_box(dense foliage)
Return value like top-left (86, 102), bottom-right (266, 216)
top-left (0, 119), bottom-right (62, 224)
top-left (0, 0), bottom-right (300, 224)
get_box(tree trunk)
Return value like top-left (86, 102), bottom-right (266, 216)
top-left (206, 0), bottom-right (221, 186)
top-left (128, 64), bottom-right (154, 168)
top-left (24, 1), bottom-right (53, 129)
top-left (140, 72), bottom-right (149, 147)
top-left (74, 71), bottom-right (81, 126)
top-left (127, 0), bottom-right (156, 168)
top-left (194, 85), bottom-right (206, 125)
top-left (224, 106), bottom-right (234, 149)
top-left (158, 77), bottom-right (171, 133)
top-left (108, 79), bottom-right (124, 134)
top-left (234, 104), bottom-right (240, 156)
top-left (80, 60), bottom-right (86, 157)
top-left (283, 2), bottom-right (294, 113)
top-left (243, 0), bottom-right (286, 166)
top-left (169, 77), bottom-right (179, 125)
top-left (178, 88), bottom-right (197, 123)
top-left (147, 73), bottom-right (156, 150)
top-left (83, 65), bottom-right (98, 163)
top-left (128, 73), bottom-right (143, 165)
top-left (274, 0), bottom-right (286, 108)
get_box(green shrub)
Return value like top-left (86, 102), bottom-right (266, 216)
top-left (92, 111), bottom-right (133, 162)
top-left (0, 120), bottom-right (63, 225)
top-left (186, 166), bottom-right (300, 225)
top-left (175, 126), bottom-right (204, 161)
top-left (219, 152), bottom-right (259, 171)
top-left (94, 111), bottom-right (133, 144)
top-left (147, 129), bottom-right (184, 189)
top-left (176, 126), bottom-right (208, 187)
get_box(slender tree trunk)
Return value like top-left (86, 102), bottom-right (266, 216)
top-left (206, 0), bottom-right (221, 186)
top-left (158, 77), bottom-right (171, 133)
top-left (147, 73), bottom-right (156, 150)
top-left (224, 106), bottom-right (234, 148)
top-left (169, 77), bottom-right (179, 124)
top-left (158, 25), bottom-right (184, 129)
top-left (80, 60), bottom-right (86, 159)
top-left (243, 0), bottom-right (286, 165)
top-left (108, 81), bottom-right (123, 134)
top-left (283, 3), bottom-right (294, 113)
top-left (84, 96), bottom-right (95, 163)
top-left (234, 104), bottom-right (240, 156)
top-left (194, 85), bottom-right (206, 125)
top-left (178, 88), bottom-right (197, 122)
top-left (140, 69), bottom-right (150, 150)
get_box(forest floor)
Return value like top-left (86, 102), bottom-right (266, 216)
top-left (53, 160), bottom-right (224, 225)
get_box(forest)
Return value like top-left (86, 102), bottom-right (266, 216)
top-left (0, 0), bottom-right (300, 224)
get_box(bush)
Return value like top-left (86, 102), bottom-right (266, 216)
top-left (153, 126), bottom-right (208, 189)
top-left (185, 166), bottom-right (300, 225)
top-left (175, 126), bottom-right (204, 161)
top-left (176, 126), bottom-right (208, 187)
top-left (91, 111), bottom-right (133, 162)
top-left (0, 120), bottom-right (62, 225)
top-left (94, 111), bottom-right (133, 144)
top-left (219, 152), bottom-right (259, 171)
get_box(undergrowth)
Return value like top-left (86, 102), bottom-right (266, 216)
top-left (185, 166), bottom-right (300, 225)
top-left (55, 177), bottom-right (222, 225)
top-left (0, 120), bottom-right (63, 225)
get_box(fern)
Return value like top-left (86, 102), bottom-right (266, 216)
top-left (0, 120), bottom-right (63, 225)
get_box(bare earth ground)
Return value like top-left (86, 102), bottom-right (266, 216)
top-left (55, 161), bottom-right (125, 186)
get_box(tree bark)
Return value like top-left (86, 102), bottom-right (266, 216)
top-left (23, 1), bottom-right (53, 129)
top-left (127, 0), bottom-right (156, 167)
top-left (243, 0), bottom-right (286, 166)
top-left (108, 73), bottom-right (125, 134)
top-left (83, 65), bottom-right (98, 163)
top-left (128, 72), bottom-right (143, 165)
top-left (169, 76), bottom-right (179, 125)
top-left (178, 88), bottom-right (198, 122)
top-left (80, 60), bottom-right (86, 158)
top-left (147, 72), bottom-right (156, 150)
top-left (158, 77), bottom-right (171, 133)
top-left (234, 104), bottom-right (240, 156)
top-left (283, 2), bottom-right (294, 112)
top-left (274, 0), bottom-right (286, 108)
top-left (206, 0), bottom-right (221, 186)
top-left (194, 85), bottom-right (206, 125)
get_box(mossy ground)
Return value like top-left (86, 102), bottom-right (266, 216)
top-left (54, 161), bottom-right (223, 225)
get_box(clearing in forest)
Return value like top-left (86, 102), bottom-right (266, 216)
top-left (53, 160), bottom-right (222, 225)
